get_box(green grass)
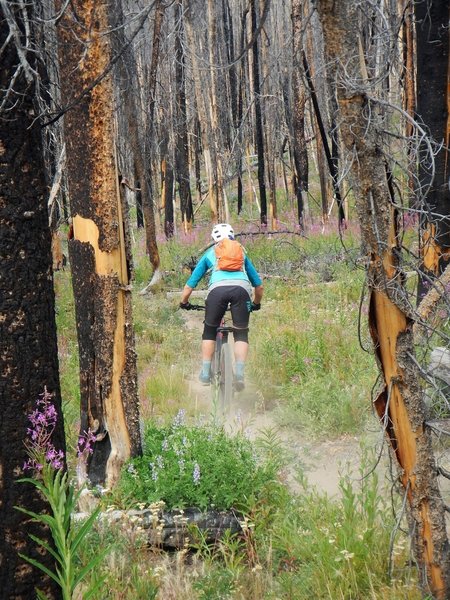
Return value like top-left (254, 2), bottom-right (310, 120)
top-left (243, 235), bottom-right (377, 437)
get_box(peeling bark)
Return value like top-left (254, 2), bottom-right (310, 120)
top-left (315, 1), bottom-right (450, 596)
top-left (57, 0), bottom-right (141, 487)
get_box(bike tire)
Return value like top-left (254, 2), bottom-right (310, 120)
top-left (219, 341), bottom-right (233, 413)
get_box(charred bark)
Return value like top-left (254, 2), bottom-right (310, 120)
top-left (164, 161), bottom-right (175, 240)
top-left (57, 0), bottom-right (141, 487)
top-left (135, 173), bottom-right (144, 229)
top-left (0, 5), bottom-right (65, 598)
top-left (160, 116), bottom-right (175, 239)
top-left (143, 0), bottom-right (165, 276)
top-left (236, 6), bottom-right (249, 215)
top-left (174, 0), bottom-right (193, 230)
top-left (291, 0), bottom-right (308, 229)
top-left (415, 0), bottom-right (450, 299)
top-left (302, 52), bottom-right (345, 226)
top-left (399, 0), bottom-right (416, 205)
top-left (250, 0), bottom-right (267, 225)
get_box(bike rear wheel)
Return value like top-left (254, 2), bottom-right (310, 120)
top-left (219, 341), bottom-right (233, 413)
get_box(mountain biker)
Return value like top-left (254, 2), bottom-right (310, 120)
top-left (179, 223), bottom-right (263, 390)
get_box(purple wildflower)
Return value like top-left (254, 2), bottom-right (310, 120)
top-left (193, 462), bottom-right (201, 485)
top-left (23, 388), bottom-right (64, 473)
top-left (77, 429), bottom-right (96, 457)
top-left (150, 462), bottom-right (158, 482)
top-left (172, 409), bottom-right (186, 429)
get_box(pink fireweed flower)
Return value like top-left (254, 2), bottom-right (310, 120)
top-left (77, 429), bottom-right (96, 457)
top-left (23, 388), bottom-right (64, 473)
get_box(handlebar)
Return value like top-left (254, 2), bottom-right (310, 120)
top-left (187, 304), bottom-right (205, 311)
top-left (179, 302), bottom-right (205, 311)
top-left (180, 302), bottom-right (260, 312)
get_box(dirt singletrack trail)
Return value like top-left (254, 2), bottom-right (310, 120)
top-left (181, 307), bottom-right (377, 498)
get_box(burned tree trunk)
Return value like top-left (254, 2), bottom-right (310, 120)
top-left (250, 0), bottom-right (267, 225)
top-left (415, 0), bottom-right (450, 299)
top-left (160, 116), bottom-right (175, 239)
top-left (291, 0), bottom-right (309, 229)
top-left (57, 0), bottom-right (141, 487)
top-left (316, 1), bottom-right (450, 596)
top-left (139, 0), bottom-right (165, 288)
top-left (174, 0), bottom-right (193, 231)
top-left (0, 5), bottom-right (65, 597)
top-left (399, 0), bottom-right (416, 205)
top-left (236, 6), bottom-right (249, 215)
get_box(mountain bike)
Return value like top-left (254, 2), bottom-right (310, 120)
top-left (189, 305), bottom-right (241, 414)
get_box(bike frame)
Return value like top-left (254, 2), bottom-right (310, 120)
top-left (189, 304), bottom-right (236, 415)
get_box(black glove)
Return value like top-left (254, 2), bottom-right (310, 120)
top-left (179, 301), bottom-right (192, 310)
top-left (251, 302), bottom-right (261, 312)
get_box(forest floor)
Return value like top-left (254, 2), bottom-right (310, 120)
top-left (182, 308), bottom-right (386, 499)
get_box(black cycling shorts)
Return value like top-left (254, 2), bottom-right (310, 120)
top-left (202, 285), bottom-right (251, 342)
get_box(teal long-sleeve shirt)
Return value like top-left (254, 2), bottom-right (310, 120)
top-left (186, 246), bottom-right (262, 289)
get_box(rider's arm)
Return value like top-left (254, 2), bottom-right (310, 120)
top-left (244, 256), bottom-right (263, 287)
top-left (180, 251), bottom-right (212, 305)
top-left (253, 284), bottom-right (263, 304)
top-left (180, 285), bottom-right (193, 304)
top-left (244, 256), bottom-right (263, 306)
top-left (185, 252), bottom-right (211, 288)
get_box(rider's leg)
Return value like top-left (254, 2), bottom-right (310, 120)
top-left (234, 341), bottom-right (249, 362)
top-left (202, 339), bottom-right (215, 361)
top-left (234, 341), bottom-right (249, 387)
top-left (199, 340), bottom-right (215, 384)
top-left (230, 287), bottom-right (251, 389)
top-left (200, 288), bottom-right (228, 383)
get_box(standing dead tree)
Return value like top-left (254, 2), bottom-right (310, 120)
top-left (0, 2), bottom-right (66, 597)
top-left (56, 0), bottom-right (142, 488)
top-left (315, 0), bottom-right (450, 596)
top-left (174, 0), bottom-right (194, 231)
top-left (290, 0), bottom-right (308, 229)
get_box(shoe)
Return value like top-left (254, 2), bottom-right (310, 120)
top-left (234, 373), bottom-right (245, 392)
top-left (199, 371), bottom-right (211, 385)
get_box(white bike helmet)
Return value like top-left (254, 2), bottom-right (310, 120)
top-left (211, 223), bottom-right (234, 242)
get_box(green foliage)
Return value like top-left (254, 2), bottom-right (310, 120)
top-left (115, 415), bottom-right (277, 511)
top-left (16, 463), bottom-right (106, 600)
top-left (74, 526), bottom-right (159, 600)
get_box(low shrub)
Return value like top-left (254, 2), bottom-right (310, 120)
top-left (115, 411), bottom-right (277, 511)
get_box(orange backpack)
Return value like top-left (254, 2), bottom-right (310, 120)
top-left (214, 238), bottom-right (245, 271)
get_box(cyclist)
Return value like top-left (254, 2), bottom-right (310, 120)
top-left (180, 223), bottom-right (263, 390)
